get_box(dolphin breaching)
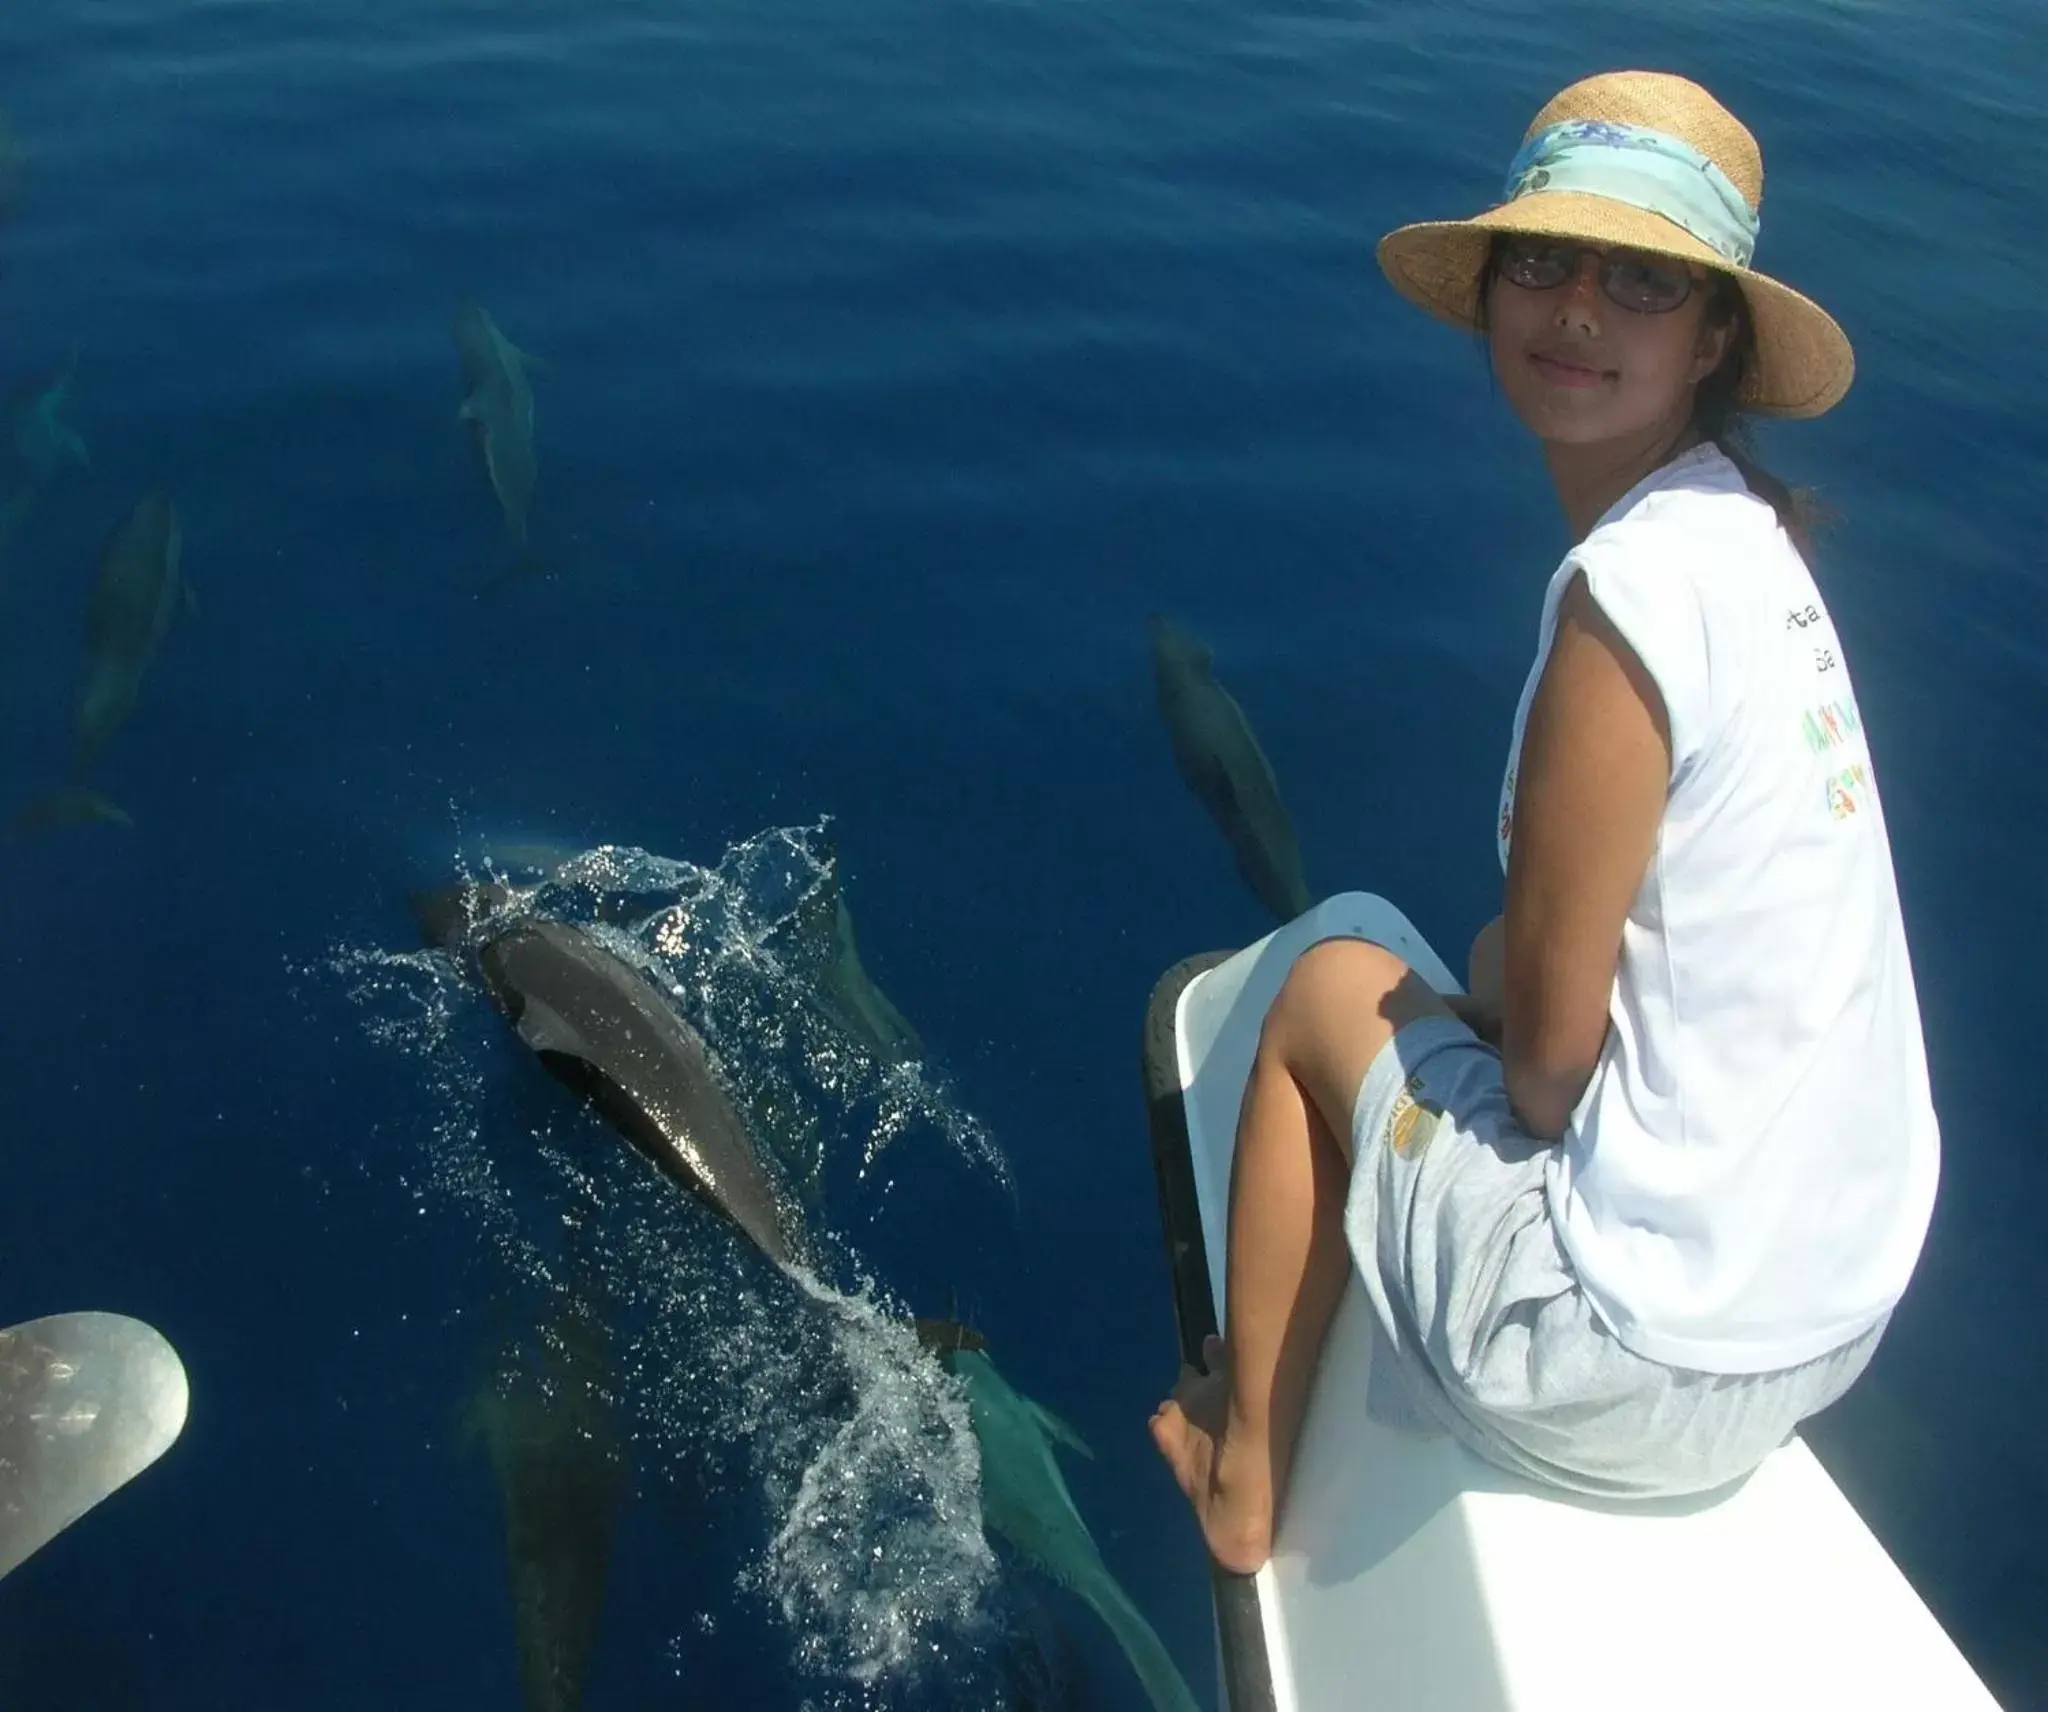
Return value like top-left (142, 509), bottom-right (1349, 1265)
top-left (1148, 612), bottom-right (1313, 922)
top-left (415, 878), bottom-right (802, 1269)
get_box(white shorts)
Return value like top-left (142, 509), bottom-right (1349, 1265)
top-left (1344, 1016), bottom-right (1885, 1499)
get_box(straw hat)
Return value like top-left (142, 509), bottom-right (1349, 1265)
top-left (1377, 71), bottom-right (1853, 418)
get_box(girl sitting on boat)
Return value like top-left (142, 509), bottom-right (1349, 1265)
top-left (1150, 70), bottom-right (1938, 1575)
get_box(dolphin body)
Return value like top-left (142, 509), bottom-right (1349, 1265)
top-left (0, 110), bottom-right (20, 225)
top-left (940, 1348), bottom-right (1201, 1712)
top-left (13, 350), bottom-right (87, 486)
top-left (11, 489), bottom-right (194, 839)
top-left (416, 883), bottom-right (801, 1268)
top-left (1148, 613), bottom-right (1312, 924)
top-left (9, 785), bottom-right (132, 838)
top-left (72, 491), bottom-right (188, 782)
top-left (462, 1290), bottom-right (625, 1712)
top-left (792, 843), bottom-right (924, 1064)
top-left (455, 300), bottom-right (540, 555)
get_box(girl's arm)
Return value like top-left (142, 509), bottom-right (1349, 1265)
top-left (1502, 572), bottom-right (1670, 1140)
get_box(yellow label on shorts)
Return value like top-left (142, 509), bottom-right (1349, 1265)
top-left (1386, 1073), bottom-right (1443, 1159)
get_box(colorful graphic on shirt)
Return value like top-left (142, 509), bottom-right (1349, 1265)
top-left (1825, 763), bottom-right (1870, 821)
top-left (1801, 697), bottom-right (1863, 755)
top-left (1386, 1073), bottom-right (1444, 1160)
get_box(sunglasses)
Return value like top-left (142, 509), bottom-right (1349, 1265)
top-left (1494, 238), bottom-right (1704, 315)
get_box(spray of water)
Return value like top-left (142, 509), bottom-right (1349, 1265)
top-left (311, 824), bottom-right (1021, 1701)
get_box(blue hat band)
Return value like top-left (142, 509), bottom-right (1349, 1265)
top-left (1501, 120), bottom-right (1759, 268)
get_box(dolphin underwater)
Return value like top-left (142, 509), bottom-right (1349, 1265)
top-left (415, 881), bottom-right (801, 1268)
top-left (16, 490), bottom-right (189, 830)
top-left (462, 1286), bottom-right (625, 1712)
top-left (939, 1347), bottom-right (1201, 1712)
top-left (454, 299), bottom-right (540, 557)
top-left (0, 109), bottom-right (20, 225)
top-left (791, 841), bottom-right (924, 1064)
top-left (9, 785), bottom-right (132, 838)
top-left (72, 490), bottom-right (189, 782)
top-left (1148, 613), bottom-right (1312, 924)
top-left (12, 348), bottom-right (87, 486)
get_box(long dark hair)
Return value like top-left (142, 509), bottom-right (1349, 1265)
top-left (1690, 278), bottom-right (1822, 555)
top-left (1477, 238), bottom-right (1822, 555)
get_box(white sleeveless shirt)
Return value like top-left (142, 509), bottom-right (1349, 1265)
top-left (1498, 445), bottom-right (1939, 1375)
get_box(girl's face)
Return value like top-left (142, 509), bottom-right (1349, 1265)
top-left (1486, 242), bottom-right (1733, 448)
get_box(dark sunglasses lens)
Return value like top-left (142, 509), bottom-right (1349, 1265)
top-left (1603, 258), bottom-right (1693, 313)
top-left (1499, 242), bottom-right (1572, 289)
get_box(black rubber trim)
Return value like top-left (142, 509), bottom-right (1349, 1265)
top-left (1141, 952), bottom-right (1278, 1712)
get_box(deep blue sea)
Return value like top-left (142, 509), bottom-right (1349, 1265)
top-left (0, 0), bottom-right (2041, 1706)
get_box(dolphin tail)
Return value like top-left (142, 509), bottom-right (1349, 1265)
top-left (10, 785), bottom-right (133, 838)
top-left (1077, 1565), bottom-right (1204, 1712)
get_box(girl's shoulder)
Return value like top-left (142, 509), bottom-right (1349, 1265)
top-left (1590, 446), bottom-right (1781, 560)
top-left (1580, 449), bottom-right (1809, 624)
top-left (1561, 450), bottom-right (1819, 771)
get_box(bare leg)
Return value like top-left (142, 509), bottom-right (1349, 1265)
top-left (1151, 938), bottom-right (1449, 1573)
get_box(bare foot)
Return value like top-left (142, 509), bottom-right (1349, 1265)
top-left (1149, 1335), bottom-right (1275, 1574)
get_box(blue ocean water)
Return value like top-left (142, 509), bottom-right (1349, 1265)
top-left (0, 0), bottom-right (2041, 1704)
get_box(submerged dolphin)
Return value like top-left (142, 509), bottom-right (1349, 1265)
top-left (1148, 613), bottom-right (1312, 923)
top-left (455, 299), bottom-right (540, 555)
top-left (9, 785), bottom-right (132, 838)
top-left (462, 1289), bottom-right (624, 1712)
top-left (72, 491), bottom-right (189, 782)
top-left (0, 110), bottom-right (20, 224)
top-left (416, 883), bottom-right (800, 1268)
top-left (13, 349), bottom-right (87, 485)
top-left (794, 842), bottom-right (924, 1064)
top-left (17, 491), bottom-right (188, 829)
top-left (940, 1348), bottom-right (1201, 1712)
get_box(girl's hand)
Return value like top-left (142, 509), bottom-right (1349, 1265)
top-left (1445, 991), bottom-right (1504, 1047)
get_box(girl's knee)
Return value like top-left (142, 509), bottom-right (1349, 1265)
top-left (1264, 938), bottom-right (1412, 1055)
top-left (1267, 936), bottom-right (1454, 1059)
top-left (1290, 936), bottom-right (1411, 1008)
top-left (1254, 939), bottom-right (1418, 1143)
